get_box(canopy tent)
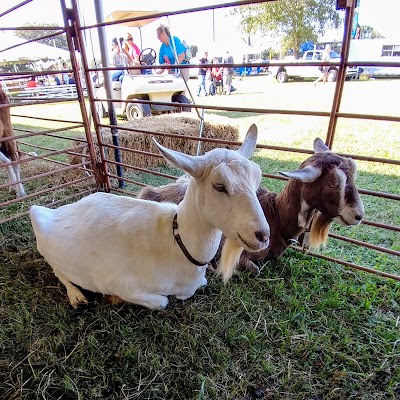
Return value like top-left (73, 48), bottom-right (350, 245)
top-left (103, 10), bottom-right (162, 51)
top-left (0, 32), bottom-right (70, 66)
top-left (105, 10), bottom-right (160, 28)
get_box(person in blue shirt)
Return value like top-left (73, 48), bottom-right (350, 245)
top-left (197, 50), bottom-right (209, 97)
top-left (156, 25), bottom-right (189, 82)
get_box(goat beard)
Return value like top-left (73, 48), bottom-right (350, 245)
top-left (216, 238), bottom-right (244, 284)
top-left (308, 212), bottom-right (333, 249)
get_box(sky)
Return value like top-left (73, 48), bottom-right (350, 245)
top-left (1, 0), bottom-right (399, 60)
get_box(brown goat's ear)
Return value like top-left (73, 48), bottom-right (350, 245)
top-left (314, 138), bottom-right (330, 153)
top-left (279, 165), bottom-right (322, 183)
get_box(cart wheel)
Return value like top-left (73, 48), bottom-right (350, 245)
top-left (172, 94), bottom-right (191, 113)
top-left (277, 71), bottom-right (288, 83)
top-left (126, 103), bottom-right (151, 121)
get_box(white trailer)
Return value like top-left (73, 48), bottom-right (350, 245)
top-left (348, 38), bottom-right (400, 77)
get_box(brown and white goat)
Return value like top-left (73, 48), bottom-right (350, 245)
top-left (0, 86), bottom-right (26, 197)
top-left (138, 138), bottom-right (365, 273)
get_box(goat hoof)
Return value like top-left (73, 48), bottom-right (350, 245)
top-left (104, 294), bottom-right (125, 305)
top-left (238, 260), bottom-right (260, 276)
top-left (68, 288), bottom-right (88, 309)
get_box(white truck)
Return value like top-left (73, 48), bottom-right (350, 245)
top-left (270, 49), bottom-right (359, 83)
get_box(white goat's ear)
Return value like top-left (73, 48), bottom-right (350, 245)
top-left (153, 139), bottom-right (202, 178)
top-left (237, 124), bottom-right (258, 159)
top-left (279, 165), bottom-right (322, 183)
top-left (314, 138), bottom-right (330, 153)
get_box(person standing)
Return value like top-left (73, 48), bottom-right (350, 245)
top-left (61, 62), bottom-right (70, 85)
top-left (314, 44), bottom-right (332, 86)
top-left (210, 57), bottom-right (223, 95)
top-left (222, 51), bottom-right (234, 95)
top-left (156, 25), bottom-right (189, 82)
top-left (26, 77), bottom-right (38, 88)
top-left (197, 51), bottom-right (209, 96)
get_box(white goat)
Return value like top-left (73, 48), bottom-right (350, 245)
top-left (0, 86), bottom-right (26, 197)
top-left (30, 124), bottom-right (270, 309)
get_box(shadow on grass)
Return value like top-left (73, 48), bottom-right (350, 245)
top-left (208, 110), bottom-right (265, 119)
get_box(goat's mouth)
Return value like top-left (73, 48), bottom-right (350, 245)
top-left (238, 233), bottom-right (268, 252)
top-left (335, 215), bottom-right (361, 226)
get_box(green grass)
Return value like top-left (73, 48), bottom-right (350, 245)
top-left (1, 229), bottom-right (399, 399)
top-left (1, 79), bottom-right (399, 399)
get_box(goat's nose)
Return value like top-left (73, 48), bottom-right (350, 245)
top-left (255, 230), bottom-right (269, 243)
top-left (355, 214), bottom-right (363, 221)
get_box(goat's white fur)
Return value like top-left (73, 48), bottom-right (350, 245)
top-left (217, 238), bottom-right (244, 283)
top-left (0, 150), bottom-right (24, 196)
top-left (30, 124), bottom-right (270, 309)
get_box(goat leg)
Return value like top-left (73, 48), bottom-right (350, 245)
top-left (53, 268), bottom-right (88, 309)
top-left (104, 294), bottom-right (125, 305)
top-left (237, 255), bottom-right (260, 275)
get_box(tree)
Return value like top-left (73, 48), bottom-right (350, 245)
top-left (233, 0), bottom-right (342, 59)
top-left (15, 22), bottom-right (68, 51)
top-left (261, 48), bottom-right (280, 60)
top-left (359, 25), bottom-right (384, 39)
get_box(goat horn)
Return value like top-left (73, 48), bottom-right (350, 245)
top-left (279, 165), bottom-right (322, 183)
top-left (237, 124), bottom-right (258, 159)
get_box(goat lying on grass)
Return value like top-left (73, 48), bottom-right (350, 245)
top-left (138, 137), bottom-right (365, 274)
top-left (30, 124), bottom-right (269, 309)
top-left (0, 86), bottom-right (26, 197)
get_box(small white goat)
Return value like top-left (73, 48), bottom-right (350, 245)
top-left (0, 86), bottom-right (26, 197)
top-left (30, 124), bottom-right (270, 309)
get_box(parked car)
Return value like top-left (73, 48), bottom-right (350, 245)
top-left (269, 50), bottom-right (359, 83)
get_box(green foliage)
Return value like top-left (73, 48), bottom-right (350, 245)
top-left (15, 22), bottom-right (68, 51)
top-left (261, 47), bottom-right (280, 60)
top-left (234, 0), bottom-right (342, 58)
top-left (1, 233), bottom-right (399, 399)
top-left (360, 24), bottom-right (384, 39)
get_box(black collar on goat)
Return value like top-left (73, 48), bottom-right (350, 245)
top-left (138, 138), bottom-right (365, 274)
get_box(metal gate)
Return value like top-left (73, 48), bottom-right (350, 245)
top-left (0, 0), bottom-right (398, 281)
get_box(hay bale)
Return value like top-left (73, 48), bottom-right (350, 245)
top-left (72, 114), bottom-right (240, 170)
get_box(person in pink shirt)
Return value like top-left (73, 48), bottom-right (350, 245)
top-left (123, 33), bottom-right (141, 74)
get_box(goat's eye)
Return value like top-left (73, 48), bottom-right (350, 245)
top-left (213, 183), bottom-right (228, 194)
top-left (328, 178), bottom-right (339, 188)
